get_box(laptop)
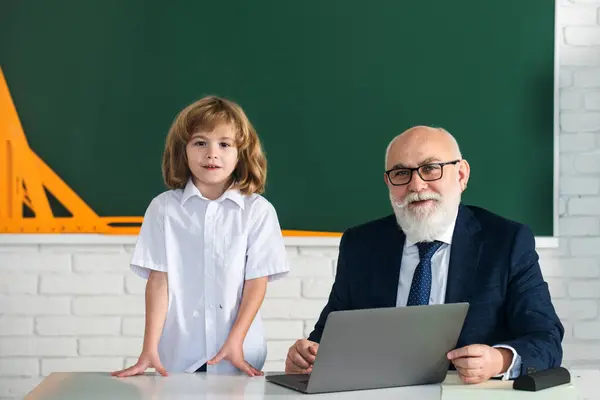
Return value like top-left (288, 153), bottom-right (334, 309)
top-left (266, 302), bottom-right (469, 394)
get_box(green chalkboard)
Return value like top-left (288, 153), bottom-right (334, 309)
top-left (1, 0), bottom-right (555, 235)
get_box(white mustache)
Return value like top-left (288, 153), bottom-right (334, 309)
top-left (394, 192), bottom-right (442, 209)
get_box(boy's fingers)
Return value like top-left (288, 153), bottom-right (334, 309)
top-left (207, 352), bottom-right (225, 365)
top-left (154, 363), bottom-right (168, 377)
top-left (245, 361), bottom-right (263, 376)
top-left (114, 365), bottom-right (143, 378)
top-left (240, 362), bottom-right (255, 377)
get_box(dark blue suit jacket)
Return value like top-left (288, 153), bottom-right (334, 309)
top-left (307, 204), bottom-right (564, 376)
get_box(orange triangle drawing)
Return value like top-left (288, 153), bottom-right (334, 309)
top-left (0, 67), bottom-right (339, 237)
top-left (0, 67), bottom-right (143, 234)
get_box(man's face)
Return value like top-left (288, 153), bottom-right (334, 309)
top-left (384, 128), bottom-right (469, 241)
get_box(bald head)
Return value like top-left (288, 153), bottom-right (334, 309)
top-left (385, 126), bottom-right (462, 169)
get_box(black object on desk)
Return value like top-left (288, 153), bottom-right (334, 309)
top-left (513, 367), bottom-right (571, 391)
top-left (195, 364), bottom-right (207, 373)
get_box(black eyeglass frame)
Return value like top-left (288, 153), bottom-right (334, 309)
top-left (385, 159), bottom-right (461, 186)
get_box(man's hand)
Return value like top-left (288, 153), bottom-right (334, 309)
top-left (285, 339), bottom-right (319, 374)
top-left (447, 344), bottom-right (513, 384)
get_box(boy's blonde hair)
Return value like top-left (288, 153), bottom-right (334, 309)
top-left (162, 96), bottom-right (267, 194)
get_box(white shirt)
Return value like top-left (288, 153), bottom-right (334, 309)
top-left (395, 219), bottom-right (521, 380)
top-left (130, 179), bottom-right (289, 374)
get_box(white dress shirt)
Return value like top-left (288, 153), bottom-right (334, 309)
top-left (130, 179), bottom-right (289, 373)
top-left (396, 221), bottom-right (455, 307)
top-left (395, 219), bottom-right (521, 380)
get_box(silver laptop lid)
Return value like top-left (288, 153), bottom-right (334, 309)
top-left (306, 303), bottom-right (469, 393)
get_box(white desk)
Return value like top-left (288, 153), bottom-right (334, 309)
top-left (24, 370), bottom-right (598, 400)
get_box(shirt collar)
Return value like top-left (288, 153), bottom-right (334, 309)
top-left (180, 178), bottom-right (245, 209)
top-left (404, 212), bottom-right (458, 248)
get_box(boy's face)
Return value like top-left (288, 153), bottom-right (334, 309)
top-left (186, 123), bottom-right (239, 199)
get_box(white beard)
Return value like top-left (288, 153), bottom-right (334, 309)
top-left (390, 190), bottom-right (460, 243)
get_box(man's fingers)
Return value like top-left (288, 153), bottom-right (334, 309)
top-left (448, 345), bottom-right (484, 360)
top-left (448, 345), bottom-right (483, 359)
top-left (459, 372), bottom-right (485, 384)
top-left (456, 367), bottom-right (481, 378)
top-left (451, 356), bottom-right (483, 369)
top-left (285, 362), bottom-right (309, 374)
top-left (285, 359), bottom-right (301, 374)
top-left (296, 342), bottom-right (316, 364)
top-left (285, 354), bottom-right (311, 374)
top-left (285, 341), bottom-right (317, 374)
top-left (289, 350), bottom-right (311, 369)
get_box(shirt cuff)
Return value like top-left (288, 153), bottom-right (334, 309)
top-left (492, 345), bottom-right (522, 380)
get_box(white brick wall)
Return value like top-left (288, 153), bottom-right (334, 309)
top-left (551, 0), bottom-right (600, 376)
top-left (0, 4), bottom-right (598, 399)
top-left (0, 317), bottom-right (33, 336)
top-left (574, 68), bottom-right (600, 87)
top-left (35, 317), bottom-right (121, 336)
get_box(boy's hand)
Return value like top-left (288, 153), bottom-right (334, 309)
top-left (111, 350), bottom-right (168, 378)
top-left (207, 338), bottom-right (263, 377)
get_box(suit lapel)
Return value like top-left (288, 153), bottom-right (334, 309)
top-left (445, 205), bottom-right (482, 304)
top-left (380, 216), bottom-right (405, 307)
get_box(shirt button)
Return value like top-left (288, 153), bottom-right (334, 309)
top-left (193, 310), bottom-right (199, 317)
top-left (209, 304), bottom-right (213, 309)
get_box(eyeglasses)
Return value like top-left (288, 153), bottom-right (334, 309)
top-left (385, 160), bottom-right (461, 186)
